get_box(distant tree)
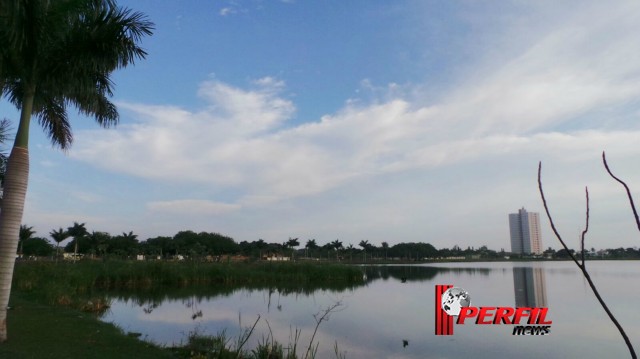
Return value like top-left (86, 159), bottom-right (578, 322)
top-left (286, 237), bottom-right (300, 259)
top-left (67, 222), bottom-right (88, 260)
top-left (254, 239), bottom-right (268, 258)
top-left (49, 227), bottom-right (70, 260)
top-left (109, 231), bottom-right (139, 258)
top-left (391, 242), bottom-right (437, 260)
top-left (346, 244), bottom-right (355, 261)
top-left (141, 236), bottom-right (172, 257)
top-left (89, 231), bottom-right (111, 258)
top-left (21, 237), bottom-right (53, 257)
top-left (331, 239), bottom-right (343, 260)
top-left (555, 248), bottom-right (575, 259)
top-left (359, 240), bottom-right (371, 261)
top-left (305, 239), bottom-right (318, 258)
top-left (18, 225), bottom-right (35, 257)
top-left (381, 242), bottom-right (389, 260)
top-left (543, 247), bottom-right (556, 258)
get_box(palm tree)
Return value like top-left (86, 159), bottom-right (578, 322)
top-left (346, 244), bottom-right (355, 262)
top-left (381, 241), bottom-right (389, 261)
top-left (305, 239), bottom-right (318, 259)
top-left (359, 240), bottom-right (370, 262)
top-left (285, 237), bottom-right (299, 260)
top-left (67, 222), bottom-right (89, 261)
top-left (17, 225), bottom-right (35, 258)
top-left (331, 239), bottom-right (343, 261)
top-left (49, 228), bottom-right (70, 261)
top-left (0, 1), bottom-right (152, 341)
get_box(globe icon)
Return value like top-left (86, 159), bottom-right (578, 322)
top-left (441, 287), bottom-right (471, 316)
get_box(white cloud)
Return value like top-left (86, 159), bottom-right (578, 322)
top-left (147, 200), bottom-right (241, 215)
top-left (219, 7), bottom-right (235, 16)
top-left (65, 0), bottom-right (640, 247)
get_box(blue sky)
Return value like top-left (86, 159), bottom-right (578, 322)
top-left (3, 0), bottom-right (640, 251)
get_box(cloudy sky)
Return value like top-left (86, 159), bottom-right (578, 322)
top-left (3, 0), bottom-right (640, 250)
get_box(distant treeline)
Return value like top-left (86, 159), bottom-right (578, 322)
top-left (17, 222), bottom-right (640, 260)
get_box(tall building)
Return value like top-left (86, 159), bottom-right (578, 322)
top-left (509, 207), bottom-right (542, 255)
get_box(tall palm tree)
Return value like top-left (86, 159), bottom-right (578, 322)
top-left (331, 239), bottom-right (343, 261)
top-left (49, 227), bottom-right (70, 261)
top-left (285, 237), bottom-right (299, 260)
top-left (0, 0), bottom-right (153, 341)
top-left (67, 222), bottom-right (88, 261)
top-left (359, 240), bottom-right (370, 262)
top-left (305, 239), bottom-right (318, 259)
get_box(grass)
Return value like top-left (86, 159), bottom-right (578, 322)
top-left (2, 260), bottom-right (361, 358)
top-left (0, 292), bottom-right (173, 359)
top-left (12, 260), bottom-right (364, 309)
top-left (169, 302), bottom-right (344, 359)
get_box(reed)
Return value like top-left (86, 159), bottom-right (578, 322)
top-left (12, 260), bottom-right (364, 309)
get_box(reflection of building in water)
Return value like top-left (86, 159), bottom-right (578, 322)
top-left (513, 267), bottom-right (547, 307)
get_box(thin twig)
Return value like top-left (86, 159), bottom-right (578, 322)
top-left (538, 162), bottom-right (636, 359)
top-left (304, 301), bottom-right (343, 359)
top-left (581, 187), bottom-right (589, 268)
top-left (603, 151), bottom-right (640, 232)
top-left (537, 162), bottom-right (581, 267)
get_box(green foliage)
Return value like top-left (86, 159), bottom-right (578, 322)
top-left (21, 237), bottom-right (54, 257)
top-left (1, 293), bottom-right (172, 359)
top-left (389, 242), bottom-right (438, 259)
top-left (12, 261), bottom-right (364, 309)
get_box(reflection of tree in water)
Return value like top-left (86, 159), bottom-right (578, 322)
top-left (103, 280), bottom-right (365, 313)
top-left (142, 302), bottom-right (158, 314)
top-left (360, 265), bottom-right (491, 283)
top-left (183, 296), bottom-right (203, 320)
top-left (103, 265), bottom-right (495, 316)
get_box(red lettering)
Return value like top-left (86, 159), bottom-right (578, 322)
top-left (513, 307), bottom-right (532, 325)
top-left (527, 308), bottom-right (540, 324)
top-left (535, 308), bottom-right (552, 325)
top-left (475, 307), bottom-right (495, 324)
top-left (456, 307), bottom-right (478, 324)
top-left (493, 307), bottom-right (514, 324)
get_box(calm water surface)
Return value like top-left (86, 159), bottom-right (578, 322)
top-left (101, 261), bottom-right (640, 358)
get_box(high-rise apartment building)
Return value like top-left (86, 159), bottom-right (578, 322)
top-left (509, 207), bottom-right (542, 255)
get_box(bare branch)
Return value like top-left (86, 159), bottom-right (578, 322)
top-left (581, 187), bottom-right (589, 267)
top-left (603, 151), bottom-right (640, 232)
top-left (537, 162), bottom-right (580, 267)
top-left (304, 301), bottom-right (343, 359)
top-left (538, 161), bottom-right (637, 359)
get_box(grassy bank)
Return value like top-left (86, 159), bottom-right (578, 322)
top-left (1, 292), bottom-right (173, 359)
top-left (2, 260), bottom-right (362, 358)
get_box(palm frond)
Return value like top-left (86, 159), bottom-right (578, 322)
top-left (35, 97), bottom-right (73, 150)
top-left (71, 90), bottom-right (119, 128)
top-left (1, 0), bottom-right (154, 149)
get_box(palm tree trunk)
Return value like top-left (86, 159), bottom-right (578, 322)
top-left (0, 147), bottom-right (30, 342)
top-left (0, 90), bottom-right (33, 342)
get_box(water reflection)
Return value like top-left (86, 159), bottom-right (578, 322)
top-left (513, 267), bottom-right (548, 307)
top-left (360, 265), bottom-right (490, 283)
top-left (100, 262), bottom-right (640, 359)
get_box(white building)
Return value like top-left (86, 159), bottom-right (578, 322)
top-left (509, 207), bottom-right (542, 255)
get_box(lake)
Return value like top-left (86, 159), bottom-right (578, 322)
top-left (100, 261), bottom-right (640, 358)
